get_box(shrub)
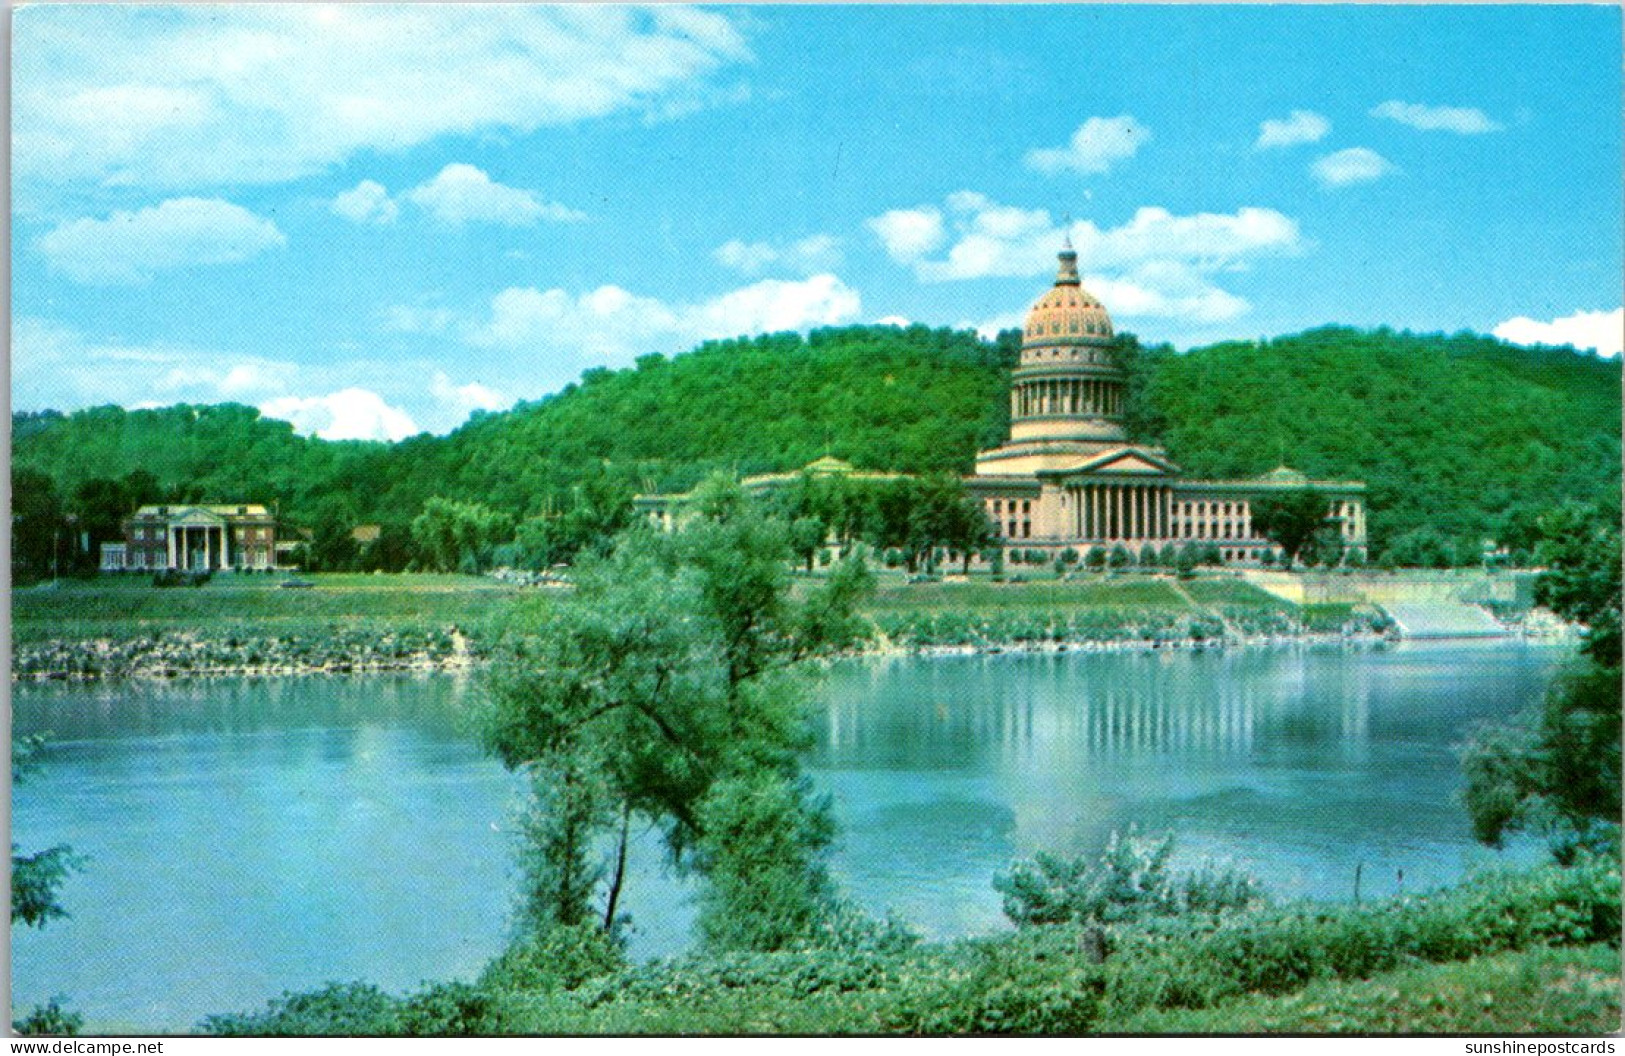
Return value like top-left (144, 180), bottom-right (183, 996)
top-left (200, 982), bottom-right (404, 1036)
top-left (995, 831), bottom-right (1265, 928)
top-left (13, 999), bottom-right (83, 1036)
top-left (479, 922), bottom-right (626, 994)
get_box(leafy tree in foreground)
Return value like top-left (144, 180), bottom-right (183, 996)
top-left (1464, 502), bottom-right (1622, 860)
top-left (481, 478), bottom-right (874, 952)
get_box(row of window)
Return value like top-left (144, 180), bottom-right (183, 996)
top-left (1026, 347), bottom-right (1111, 363)
top-left (130, 526), bottom-right (273, 542)
top-left (1026, 317), bottom-right (1107, 338)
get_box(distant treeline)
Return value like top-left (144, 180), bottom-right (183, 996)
top-left (12, 323), bottom-right (1620, 576)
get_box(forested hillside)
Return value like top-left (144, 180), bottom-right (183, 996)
top-left (13, 323), bottom-right (1619, 558)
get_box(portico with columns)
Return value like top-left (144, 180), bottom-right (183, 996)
top-left (107, 503), bottom-right (278, 572)
top-left (968, 245), bottom-right (1367, 565)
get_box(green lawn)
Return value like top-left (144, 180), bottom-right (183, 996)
top-left (866, 577), bottom-right (1191, 614)
top-left (15, 571), bottom-right (1365, 649)
top-left (11, 572), bottom-right (519, 643)
top-left (1105, 943), bottom-right (1621, 1035)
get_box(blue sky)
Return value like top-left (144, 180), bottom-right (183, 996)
top-left (13, 4), bottom-right (1623, 440)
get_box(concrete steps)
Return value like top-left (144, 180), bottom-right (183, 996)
top-left (1383, 601), bottom-right (1509, 639)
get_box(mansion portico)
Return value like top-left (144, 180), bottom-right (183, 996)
top-left (637, 244), bottom-right (1366, 565)
top-left (100, 503), bottom-right (278, 572)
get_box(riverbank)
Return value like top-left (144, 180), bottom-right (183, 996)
top-left (197, 857), bottom-right (1621, 1036)
top-left (14, 570), bottom-right (1557, 682)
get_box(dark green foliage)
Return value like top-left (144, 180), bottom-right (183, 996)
top-left (12, 998), bottom-right (84, 1036)
top-left (995, 832), bottom-right (1265, 928)
top-left (410, 497), bottom-right (516, 573)
top-left (1251, 489), bottom-right (1333, 568)
top-left (13, 467), bottom-right (67, 582)
top-left (693, 773), bottom-right (837, 952)
top-left (1380, 527), bottom-right (1456, 569)
top-left (1464, 501), bottom-right (1622, 857)
top-left (479, 922), bottom-right (627, 994)
top-left (11, 737), bottom-right (84, 930)
top-left (11, 844), bottom-right (85, 929)
top-left (482, 487), bottom-right (874, 951)
top-left (1149, 328), bottom-right (1620, 548)
top-left (200, 982), bottom-right (405, 1036)
top-left (197, 856), bottom-right (1620, 1036)
top-left (17, 327), bottom-right (1616, 571)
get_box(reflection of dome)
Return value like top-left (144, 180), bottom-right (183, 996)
top-left (1022, 246), bottom-right (1114, 350)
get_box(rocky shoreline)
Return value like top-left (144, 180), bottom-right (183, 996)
top-left (13, 628), bottom-right (478, 683)
top-left (15, 613), bottom-right (1573, 684)
top-left (13, 625), bottom-right (1404, 683)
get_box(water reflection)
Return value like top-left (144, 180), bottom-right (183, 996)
top-left (12, 642), bottom-right (1566, 1031)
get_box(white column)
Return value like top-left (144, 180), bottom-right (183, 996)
top-left (167, 525), bottom-right (177, 569)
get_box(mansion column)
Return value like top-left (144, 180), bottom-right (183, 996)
top-left (167, 525), bottom-right (177, 569)
top-left (1113, 486), bottom-right (1123, 541)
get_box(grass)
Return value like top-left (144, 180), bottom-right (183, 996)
top-left (11, 572), bottom-right (519, 644)
top-left (15, 570), bottom-right (1382, 656)
top-left (200, 858), bottom-right (1622, 1037)
top-left (866, 577), bottom-right (1190, 614)
top-left (1105, 943), bottom-right (1620, 1035)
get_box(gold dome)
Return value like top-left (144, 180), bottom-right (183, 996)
top-left (1022, 247), bottom-right (1114, 349)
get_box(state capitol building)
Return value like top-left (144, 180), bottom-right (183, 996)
top-left (641, 244), bottom-right (1368, 566)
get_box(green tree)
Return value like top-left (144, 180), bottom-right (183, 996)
top-left (1250, 490), bottom-right (1331, 568)
top-left (11, 737), bottom-right (86, 1036)
top-left (789, 517), bottom-right (827, 572)
top-left (481, 481), bottom-right (873, 951)
top-left (13, 468), bottom-right (66, 583)
top-left (411, 497), bottom-right (516, 573)
top-left (1464, 503), bottom-right (1622, 859)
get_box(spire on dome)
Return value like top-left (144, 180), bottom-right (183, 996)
top-left (1055, 239), bottom-right (1080, 286)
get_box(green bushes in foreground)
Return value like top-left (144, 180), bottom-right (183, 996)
top-left (199, 856), bottom-right (1619, 1035)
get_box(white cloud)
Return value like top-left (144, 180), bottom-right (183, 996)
top-left (405, 163), bottom-right (585, 227)
top-left (14, 5), bottom-right (751, 201)
top-left (963, 311), bottom-right (1026, 340)
top-left (1084, 263), bottom-right (1251, 323)
top-left (1255, 110), bottom-right (1330, 150)
top-left (1311, 147), bottom-right (1396, 189)
top-left (714, 234), bottom-right (841, 276)
top-left (35, 197), bottom-right (285, 284)
top-left (890, 194), bottom-right (1303, 283)
top-left (868, 207), bottom-right (947, 263)
top-left (382, 304), bottom-right (457, 335)
top-left (1494, 308), bottom-right (1623, 358)
top-left (875, 315), bottom-right (912, 328)
top-left (330, 179), bottom-right (398, 225)
top-left (1024, 116), bottom-right (1150, 176)
top-left (431, 371), bottom-right (513, 424)
top-left (11, 316), bottom-right (303, 411)
top-left (872, 193), bottom-right (1303, 324)
top-left (259, 388), bottom-right (420, 442)
top-left (1371, 100), bottom-right (1503, 135)
top-left (467, 274), bottom-right (862, 361)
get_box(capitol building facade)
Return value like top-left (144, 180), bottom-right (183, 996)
top-left (639, 245), bottom-right (1367, 566)
top-left (964, 244), bottom-right (1366, 565)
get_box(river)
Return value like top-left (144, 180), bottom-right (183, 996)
top-left (11, 640), bottom-right (1562, 1031)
